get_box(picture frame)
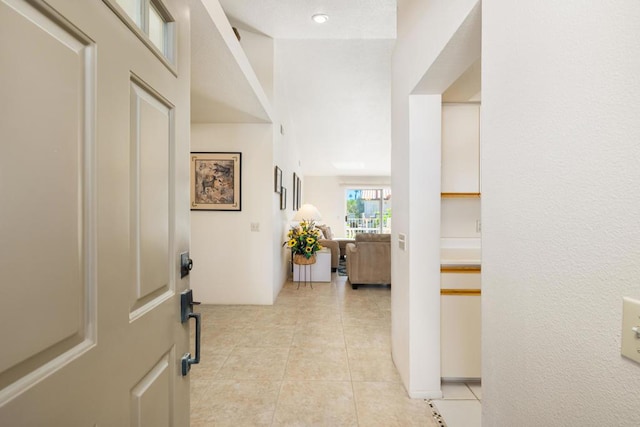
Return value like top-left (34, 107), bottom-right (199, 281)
top-left (274, 166), bottom-right (282, 193)
top-left (190, 152), bottom-right (241, 211)
top-left (296, 176), bottom-right (302, 210)
top-left (280, 187), bottom-right (287, 210)
top-left (292, 173), bottom-right (298, 210)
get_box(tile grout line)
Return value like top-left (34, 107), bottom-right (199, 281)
top-left (339, 274), bottom-right (361, 426)
top-left (331, 271), bottom-right (360, 426)
top-left (269, 326), bottom-right (293, 426)
top-left (427, 400), bottom-right (448, 427)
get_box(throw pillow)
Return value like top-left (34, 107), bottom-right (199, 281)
top-left (317, 224), bottom-right (331, 240)
top-left (316, 224), bottom-right (331, 240)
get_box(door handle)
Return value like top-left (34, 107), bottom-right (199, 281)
top-left (180, 290), bottom-right (201, 376)
top-left (181, 312), bottom-right (201, 376)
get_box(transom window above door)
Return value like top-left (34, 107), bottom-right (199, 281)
top-left (105, 0), bottom-right (176, 69)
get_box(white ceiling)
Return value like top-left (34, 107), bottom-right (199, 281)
top-left (218, 0), bottom-right (397, 39)
top-left (192, 1), bottom-right (479, 175)
top-left (217, 0), bottom-right (397, 176)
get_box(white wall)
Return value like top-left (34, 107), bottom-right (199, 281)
top-left (305, 175), bottom-right (391, 237)
top-left (273, 39), bottom-right (306, 298)
top-left (271, 126), bottom-right (302, 299)
top-left (237, 27), bottom-right (274, 105)
top-left (392, 0), bottom-right (480, 398)
top-left (482, 1), bottom-right (640, 425)
top-left (188, 24), bottom-right (301, 304)
top-left (190, 124), bottom-right (275, 304)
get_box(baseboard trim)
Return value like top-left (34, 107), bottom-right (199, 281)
top-left (441, 377), bottom-right (481, 383)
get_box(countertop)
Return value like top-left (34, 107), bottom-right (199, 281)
top-left (441, 248), bottom-right (481, 268)
top-left (440, 238), bottom-right (481, 271)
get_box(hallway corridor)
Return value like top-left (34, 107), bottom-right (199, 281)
top-left (190, 274), bottom-right (440, 426)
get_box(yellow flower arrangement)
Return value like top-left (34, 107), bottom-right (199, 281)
top-left (284, 220), bottom-right (323, 259)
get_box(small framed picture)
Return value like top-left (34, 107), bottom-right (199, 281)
top-left (296, 176), bottom-right (302, 210)
top-left (274, 166), bottom-right (282, 193)
top-left (280, 187), bottom-right (287, 210)
top-left (293, 173), bottom-right (298, 210)
top-left (190, 152), bottom-right (241, 211)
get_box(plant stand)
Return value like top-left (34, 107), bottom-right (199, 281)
top-left (292, 249), bottom-right (331, 288)
top-left (293, 254), bottom-right (316, 289)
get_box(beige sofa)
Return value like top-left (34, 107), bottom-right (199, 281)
top-left (316, 224), bottom-right (353, 271)
top-left (318, 238), bottom-right (339, 271)
top-left (316, 224), bottom-right (355, 263)
top-left (345, 233), bottom-right (391, 289)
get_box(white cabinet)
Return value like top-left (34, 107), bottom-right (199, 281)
top-left (441, 104), bottom-right (480, 194)
top-left (440, 103), bottom-right (481, 377)
top-left (293, 249), bottom-right (331, 282)
top-left (441, 270), bottom-right (481, 379)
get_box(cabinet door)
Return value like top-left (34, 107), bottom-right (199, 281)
top-left (441, 294), bottom-right (481, 378)
top-left (441, 104), bottom-right (480, 193)
top-left (441, 272), bottom-right (481, 378)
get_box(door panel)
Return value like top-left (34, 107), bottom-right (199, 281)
top-left (441, 104), bottom-right (480, 193)
top-left (130, 78), bottom-right (172, 313)
top-left (0, 0), bottom-right (191, 425)
top-left (131, 352), bottom-right (172, 427)
top-left (0, 0), bottom-right (95, 393)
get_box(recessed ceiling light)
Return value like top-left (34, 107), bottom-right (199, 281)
top-left (312, 13), bottom-right (329, 24)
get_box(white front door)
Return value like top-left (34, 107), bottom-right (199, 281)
top-left (0, 0), bottom-right (192, 425)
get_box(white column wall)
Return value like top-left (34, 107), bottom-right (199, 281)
top-left (392, 0), bottom-right (479, 398)
top-left (482, 1), bottom-right (640, 425)
top-left (407, 95), bottom-right (442, 397)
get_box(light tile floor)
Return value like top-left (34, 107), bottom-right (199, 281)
top-left (433, 382), bottom-right (482, 427)
top-left (190, 273), bottom-right (443, 426)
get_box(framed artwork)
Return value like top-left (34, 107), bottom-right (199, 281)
top-left (190, 152), bottom-right (241, 211)
top-left (296, 176), bottom-right (302, 210)
top-left (280, 187), bottom-right (287, 210)
top-left (292, 173), bottom-right (298, 210)
top-left (274, 166), bottom-right (282, 193)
